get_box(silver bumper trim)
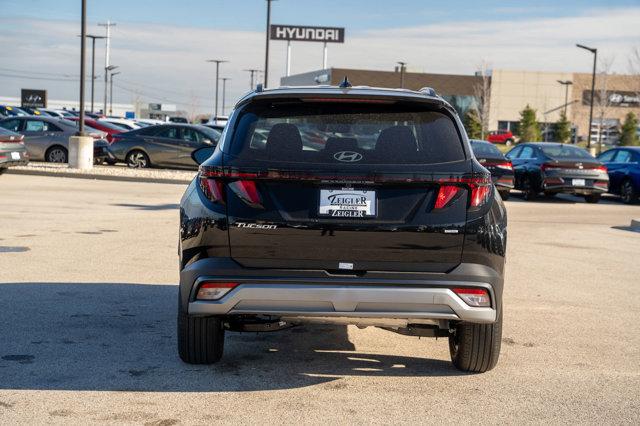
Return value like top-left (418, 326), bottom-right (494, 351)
top-left (188, 283), bottom-right (496, 324)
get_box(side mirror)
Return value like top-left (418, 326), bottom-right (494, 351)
top-left (191, 146), bottom-right (215, 165)
top-left (202, 138), bottom-right (212, 145)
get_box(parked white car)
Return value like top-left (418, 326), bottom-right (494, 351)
top-left (99, 118), bottom-right (142, 131)
top-left (135, 118), bottom-right (165, 127)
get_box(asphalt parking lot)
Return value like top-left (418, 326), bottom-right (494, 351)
top-left (0, 174), bottom-right (639, 424)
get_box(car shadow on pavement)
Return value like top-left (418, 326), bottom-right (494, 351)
top-left (0, 282), bottom-right (465, 393)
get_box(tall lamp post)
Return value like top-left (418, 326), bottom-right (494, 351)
top-left (557, 80), bottom-right (573, 116)
top-left (81, 34), bottom-right (105, 113)
top-left (98, 21), bottom-right (116, 114)
top-left (78, 0), bottom-right (87, 135)
top-left (109, 71), bottom-right (120, 115)
top-left (397, 61), bottom-right (407, 88)
top-left (264, 0), bottom-right (276, 88)
top-left (576, 44), bottom-right (597, 149)
top-left (104, 65), bottom-right (118, 115)
top-left (243, 69), bottom-right (261, 90)
top-left (221, 77), bottom-right (231, 116)
top-left (206, 59), bottom-right (227, 119)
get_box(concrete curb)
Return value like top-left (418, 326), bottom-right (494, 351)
top-left (5, 167), bottom-right (192, 185)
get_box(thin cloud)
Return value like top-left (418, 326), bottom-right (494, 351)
top-left (0, 7), bottom-right (638, 114)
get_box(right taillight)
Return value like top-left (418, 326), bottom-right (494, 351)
top-left (434, 177), bottom-right (492, 210)
top-left (452, 287), bottom-right (491, 307)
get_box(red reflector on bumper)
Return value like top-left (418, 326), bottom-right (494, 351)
top-left (452, 287), bottom-right (491, 307)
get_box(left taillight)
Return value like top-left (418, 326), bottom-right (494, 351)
top-left (196, 282), bottom-right (238, 300)
top-left (199, 174), bottom-right (225, 204)
top-left (595, 165), bottom-right (607, 173)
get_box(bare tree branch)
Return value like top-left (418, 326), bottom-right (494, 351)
top-left (472, 61), bottom-right (491, 139)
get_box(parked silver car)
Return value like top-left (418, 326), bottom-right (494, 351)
top-left (109, 124), bottom-right (220, 169)
top-left (0, 116), bottom-right (114, 163)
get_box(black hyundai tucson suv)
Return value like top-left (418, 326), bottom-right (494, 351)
top-left (178, 84), bottom-right (507, 373)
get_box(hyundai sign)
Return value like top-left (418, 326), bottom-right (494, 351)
top-left (270, 24), bottom-right (345, 43)
top-left (21, 89), bottom-right (47, 108)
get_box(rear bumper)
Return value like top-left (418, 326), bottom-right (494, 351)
top-left (180, 258), bottom-right (503, 324)
top-left (542, 172), bottom-right (608, 194)
top-left (0, 150), bottom-right (29, 167)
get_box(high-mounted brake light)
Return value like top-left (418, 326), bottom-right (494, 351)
top-left (196, 282), bottom-right (239, 300)
top-left (452, 287), bottom-right (491, 307)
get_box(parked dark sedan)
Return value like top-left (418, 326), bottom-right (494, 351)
top-left (0, 116), bottom-right (114, 164)
top-left (0, 127), bottom-right (29, 174)
top-left (470, 139), bottom-right (514, 200)
top-left (109, 124), bottom-right (220, 169)
top-left (597, 147), bottom-right (640, 204)
top-left (505, 142), bottom-right (609, 203)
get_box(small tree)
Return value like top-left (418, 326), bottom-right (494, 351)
top-left (619, 112), bottom-right (640, 146)
top-left (555, 111), bottom-right (571, 143)
top-left (463, 109), bottom-right (482, 139)
top-left (518, 104), bottom-right (542, 142)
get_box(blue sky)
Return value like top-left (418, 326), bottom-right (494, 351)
top-left (4, 0), bottom-right (640, 33)
top-left (1, 1), bottom-right (639, 115)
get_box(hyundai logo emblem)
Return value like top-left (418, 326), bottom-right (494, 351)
top-left (333, 151), bottom-right (363, 162)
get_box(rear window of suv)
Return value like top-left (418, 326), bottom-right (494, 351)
top-left (228, 101), bottom-right (465, 165)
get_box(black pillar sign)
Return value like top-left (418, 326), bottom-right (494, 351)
top-left (270, 24), bottom-right (345, 43)
top-left (21, 89), bottom-right (47, 108)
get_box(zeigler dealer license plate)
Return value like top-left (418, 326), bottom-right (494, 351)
top-left (319, 188), bottom-right (376, 218)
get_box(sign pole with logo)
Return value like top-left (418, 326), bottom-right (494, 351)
top-left (269, 24), bottom-right (345, 75)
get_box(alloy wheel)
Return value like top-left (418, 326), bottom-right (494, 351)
top-left (127, 152), bottom-right (148, 168)
top-left (48, 148), bottom-right (67, 163)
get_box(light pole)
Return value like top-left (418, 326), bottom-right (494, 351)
top-left (78, 0), bottom-right (87, 135)
top-left (243, 69), bottom-right (261, 90)
top-left (397, 61), bottom-right (407, 88)
top-left (104, 65), bottom-right (118, 116)
top-left (221, 78), bottom-right (230, 116)
top-left (109, 71), bottom-right (120, 115)
top-left (557, 80), bottom-right (573, 116)
top-left (98, 21), bottom-right (116, 114)
top-left (206, 59), bottom-right (227, 119)
top-left (576, 44), bottom-right (597, 149)
top-left (264, 0), bottom-right (276, 88)
top-left (81, 34), bottom-right (105, 113)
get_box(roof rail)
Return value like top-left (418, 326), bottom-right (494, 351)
top-left (255, 83), bottom-right (264, 93)
top-left (419, 87), bottom-right (437, 96)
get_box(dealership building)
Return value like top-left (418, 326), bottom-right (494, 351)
top-left (281, 68), bottom-right (640, 143)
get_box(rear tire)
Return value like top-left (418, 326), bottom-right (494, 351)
top-left (584, 194), bottom-right (601, 204)
top-left (620, 179), bottom-right (638, 204)
top-left (498, 190), bottom-right (510, 201)
top-left (177, 303), bottom-right (225, 364)
top-left (45, 146), bottom-right (68, 163)
top-left (522, 177), bottom-right (537, 201)
top-left (449, 309), bottom-right (502, 373)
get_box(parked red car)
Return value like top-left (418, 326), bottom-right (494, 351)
top-left (67, 117), bottom-right (124, 143)
top-left (487, 130), bottom-right (515, 146)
